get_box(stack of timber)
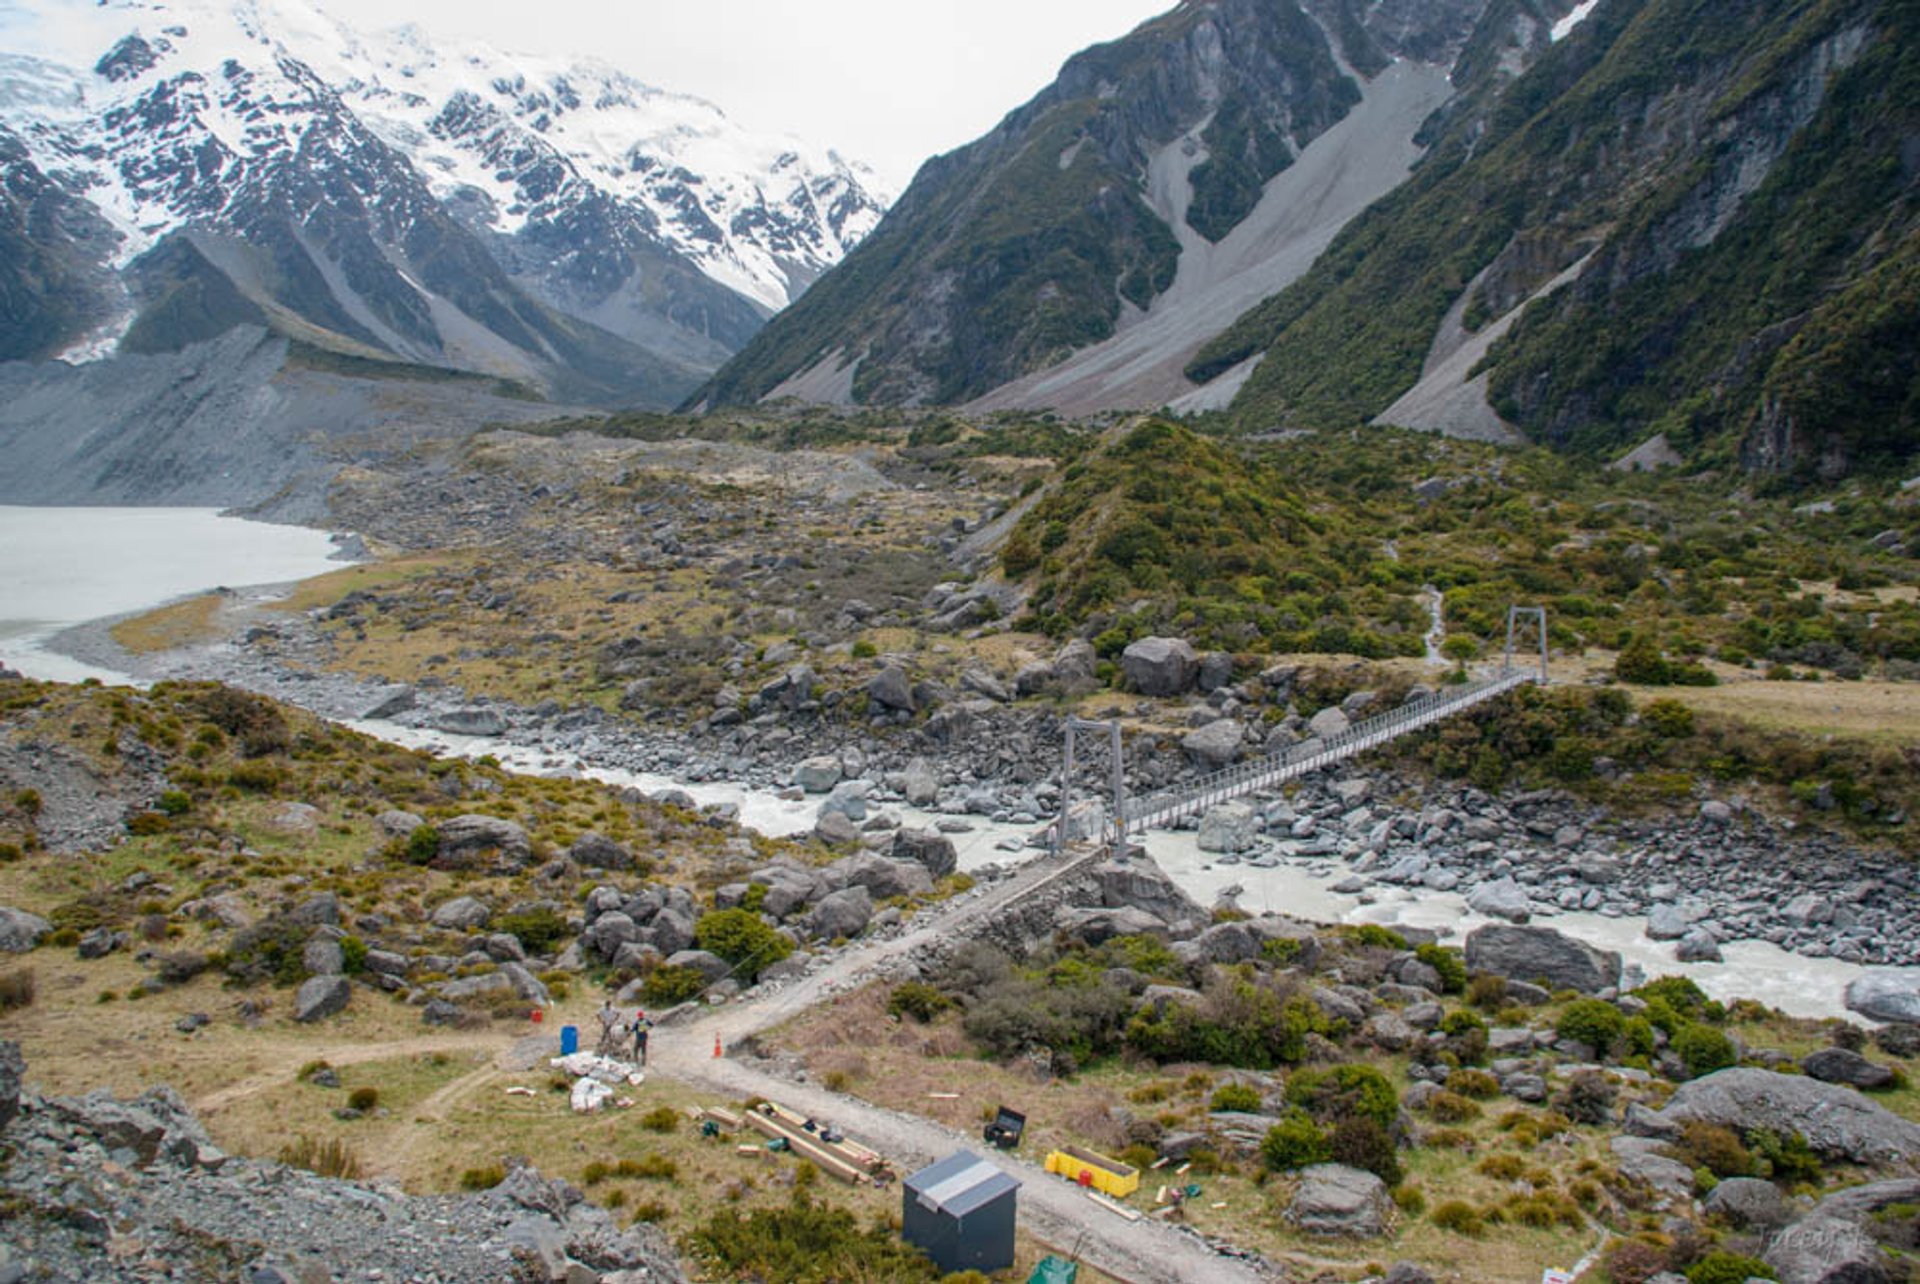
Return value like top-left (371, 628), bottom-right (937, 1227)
top-left (744, 1100), bottom-right (895, 1184)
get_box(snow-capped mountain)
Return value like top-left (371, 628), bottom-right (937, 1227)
top-left (0, 0), bottom-right (892, 405)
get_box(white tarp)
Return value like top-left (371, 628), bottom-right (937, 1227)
top-left (570, 1077), bottom-right (614, 1113)
top-left (550, 1052), bottom-right (642, 1085)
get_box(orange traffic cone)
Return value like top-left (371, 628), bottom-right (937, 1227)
top-left (713, 1032), bottom-right (723, 1059)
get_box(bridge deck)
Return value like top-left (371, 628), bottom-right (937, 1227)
top-left (1122, 669), bottom-right (1536, 834)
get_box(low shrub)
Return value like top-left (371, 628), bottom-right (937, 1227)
top-left (1685, 1252), bottom-right (1777, 1284)
top-left (154, 951), bottom-right (209, 985)
top-left (1414, 943), bottom-right (1468, 994)
top-left (642, 964), bottom-right (709, 1006)
top-left (692, 908), bottom-right (792, 979)
top-left (1260, 1110), bottom-right (1331, 1172)
top-left (1466, 973), bottom-right (1508, 1009)
top-left (1429, 1200), bottom-right (1484, 1235)
top-left (1209, 1083), bottom-right (1264, 1113)
top-left (1424, 1090), bottom-right (1481, 1124)
top-left (346, 1086), bottom-right (379, 1113)
top-left (1445, 1069), bottom-right (1500, 1100)
top-left (460, 1165), bottom-right (506, 1190)
top-left (1557, 999), bottom-right (1626, 1052)
top-left (639, 1106), bottom-right (680, 1134)
top-left (1285, 1064), bottom-right (1398, 1132)
top-left (1554, 1069), bottom-right (1617, 1126)
top-left (0, 968), bottom-right (34, 1013)
top-left (1328, 1115), bottom-right (1402, 1186)
top-left (1677, 1121), bottom-right (1752, 1178)
top-left (886, 981), bottom-right (951, 1024)
top-left (1672, 1025), bottom-right (1737, 1079)
top-left (494, 907), bottom-right (569, 954)
top-left (689, 1191), bottom-right (941, 1283)
top-left (279, 1135), bottom-right (363, 1179)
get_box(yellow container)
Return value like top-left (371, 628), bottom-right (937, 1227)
top-left (1044, 1145), bottom-right (1140, 1199)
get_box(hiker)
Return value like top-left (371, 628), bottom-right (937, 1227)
top-left (596, 998), bottom-right (620, 1054)
top-left (632, 1010), bottom-right (651, 1066)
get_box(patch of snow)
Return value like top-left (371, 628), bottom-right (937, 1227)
top-left (1551, 0), bottom-right (1603, 43)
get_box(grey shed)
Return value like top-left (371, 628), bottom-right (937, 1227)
top-left (901, 1149), bottom-right (1020, 1274)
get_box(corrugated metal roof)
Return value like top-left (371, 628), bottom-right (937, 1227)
top-left (904, 1150), bottom-right (1020, 1217)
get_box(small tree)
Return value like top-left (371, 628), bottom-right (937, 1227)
top-left (692, 909), bottom-right (792, 980)
top-left (1615, 633), bottom-right (1672, 685)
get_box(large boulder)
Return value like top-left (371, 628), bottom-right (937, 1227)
top-left (794, 756), bottom-right (843, 794)
top-left (1094, 858), bottom-right (1206, 934)
top-left (1645, 903), bottom-right (1689, 941)
top-left (664, 950), bottom-right (732, 985)
top-left (1765, 1217), bottom-right (1891, 1284)
top-left (1182, 719), bottom-right (1244, 767)
top-left (302, 936), bottom-right (344, 978)
top-left (1801, 1047), bottom-right (1896, 1091)
top-left (1610, 1136), bottom-right (1694, 1199)
top-left (0, 906), bottom-right (51, 953)
top-left (1463, 924), bottom-right (1621, 994)
top-left (828, 852), bottom-right (934, 901)
top-left (569, 832), bottom-right (633, 870)
top-left (432, 707), bottom-right (508, 737)
top-left (1307, 706), bottom-right (1352, 740)
top-left (891, 828), bottom-right (957, 879)
top-left (644, 909), bottom-right (697, 958)
top-left (1196, 802), bottom-right (1259, 853)
top-left (1657, 1068), bottom-right (1920, 1166)
top-left (1051, 639), bottom-right (1099, 695)
top-left (293, 975), bottom-right (351, 1023)
top-left (807, 887), bottom-right (874, 941)
top-left (1055, 906), bottom-right (1169, 945)
top-left (1121, 637), bottom-right (1200, 697)
top-left (44, 1084), bottom-right (222, 1168)
top-left (899, 758), bottom-right (939, 807)
top-left (430, 896), bottom-right (493, 932)
top-left (868, 666), bottom-right (917, 712)
top-left (1846, 969), bottom-right (1920, 1025)
top-left (1701, 1176), bottom-right (1791, 1229)
top-left (1465, 877), bottom-right (1532, 924)
top-left (434, 815), bottom-right (532, 869)
top-left (1285, 1164), bottom-right (1389, 1236)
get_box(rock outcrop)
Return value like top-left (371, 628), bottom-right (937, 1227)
top-left (1463, 924), bottom-right (1621, 994)
top-left (1654, 1068), bottom-right (1920, 1167)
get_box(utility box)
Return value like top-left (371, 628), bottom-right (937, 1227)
top-left (902, 1150), bottom-right (1019, 1275)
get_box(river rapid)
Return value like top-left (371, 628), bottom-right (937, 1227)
top-left (0, 506), bottom-right (1878, 1019)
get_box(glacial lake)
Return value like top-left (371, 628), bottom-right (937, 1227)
top-left (0, 505), bottom-right (348, 683)
top-left (0, 503), bottom-right (1877, 1019)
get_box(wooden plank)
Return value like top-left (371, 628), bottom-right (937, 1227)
top-left (744, 1110), bottom-right (867, 1184)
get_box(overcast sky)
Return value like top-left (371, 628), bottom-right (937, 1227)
top-left (318, 0), bottom-right (1177, 190)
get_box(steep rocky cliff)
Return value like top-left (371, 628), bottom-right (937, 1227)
top-left (694, 0), bottom-right (1523, 411)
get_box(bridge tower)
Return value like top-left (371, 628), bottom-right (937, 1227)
top-left (1504, 605), bottom-right (1550, 683)
top-left (1055, 717), bottom-right (1126, 854)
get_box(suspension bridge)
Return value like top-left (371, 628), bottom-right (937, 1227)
top-left (1057, 606), bottom-right (1549, 847)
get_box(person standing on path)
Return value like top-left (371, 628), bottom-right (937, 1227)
top-left (596, 999), bottom-right (620, 1055)
top-left (632, 1010), bottom-right (651, 1066)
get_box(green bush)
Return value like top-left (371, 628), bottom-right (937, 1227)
top-left (1210, 1082), bottom-right (1264, 1113)
top-left (1642, 698), bottom-right (1697, 738)
top-left (1124, 977), bottom-right (1330, 1069)
top-left (494, 906), bottom-right (569, 954)
top-left (886, 981), bottom-right (951, 1024)
top-left (693, 909), bottom-right (792, 979)
top-left (279, 1135), bottom-right (364, 1179)
top-left (1429, 1199), bottom-right (1484, 1236)
top-left (1672, 1024), bottom-right (1737, 1079)
top-left (1748, 1128), bottom-right (1822, 1183)
top-left (1444, 1069), bottom-right (1499, 1100)
top-left (690, 1191), bottom-right (942, 1283)
top-left (346, 1086), bottom-right (379, 1112)
top-left (639, 1106), bottom-right (679, 1134)
top-left (1557, 999), bottom-right (1626, 1052)
top-left (1414, 943), bottom-right (1468, 993)
top-left (1677, 1121), bottom-right (1753, 1178)
top-left (1328, 1115), bottom-right (1403, 1186)
top-left (1260, 1110), bottom-right (1332, 1171)
top-left (1347, 925), bottom-right (1408, 950)
top-left (1284, 1064), bottom-right (1398, 1132)
top-left (460, 1164), bottom-right (506, 1190)
top-left (397, 824), bottom-right (440, 866)
top-left (1425, 1090), bottom-right (1481, 1123)
top-left (1554, 1069), bottom-right (1617, 1126)
top-left (0, 969), bottom-right (35, 1013)
top-left (1685, 1252), bottom-right (1776, 1284)
top-left (641, 964), bottom-right (708, 1006)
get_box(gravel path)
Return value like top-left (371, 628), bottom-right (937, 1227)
top-left (651, 844), bottom-right (1283, 1284)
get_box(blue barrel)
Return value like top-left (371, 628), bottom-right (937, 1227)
top-left (559, 1024), bottom-right (579, 1055)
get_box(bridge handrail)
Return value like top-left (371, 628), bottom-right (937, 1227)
top-left (1120, 670), bottom-right (1533, 831)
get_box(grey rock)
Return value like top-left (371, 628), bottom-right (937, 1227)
top-left (290, 893), bottom-right (342, 927)
top-left (1765, 1216), bottom-right (1889, 1284)
top-left (828, 852), bottom-right (933, 900)
top-left (1646, 903), bottom-right (1689, 941)
top-left (1464, 924), bottom-right (1621, 994)
top-left (1702, 1176), bottom-right (1790, 1229)
top-left (1057, 906), bottom-right (1169, 945)
top-left (1800, 1047), bottom-right (1895, 1091)
top-left (1504, 1073), bottom-right (1549, 1102)
top-left (1383, 1267), bottom-right (1437, 1284)
top-left (1285, 1164), bottom-right (1388, 1236)
top-left (1193, 920), bottom-right (1262, 965)
top-left (363, 949), bottom-right (409, 978)
top-left (0, 1040), bottom-right (22, 1130)
top-left (1094, 858), bottom-right (1205, 933)
top-left (900, 758), bottom-right (939, 806)
top-left (1121, 637), bottom-right (1200, 696)
top-left (868, 666), bottom-right (916, 712)
top-left (438, 972), bottom-right (512, 1002)
top-left (1307, 707), bottom-right (1351, 740)
top-left (293, 975), bottom-right (351, 1023)
top-left (1846, 969), bottom-right (1920, 1024)
top-left (421, 999), bottom-right (463, 1026)
top-left (814, 810), bottom-right (861, 846)
top-left (794, 755), bottom-right (842, 793)
top-left (569, 832), bottom-right (633, 870)
top-left (1659, 1068), bottom-right (1920, 1164)
top-left (1675, 930), bottom-right (1723, 963)
top-left (1196, 802), bottom-right (1259, 853)
top-left (1182, 719), bottom-right (1244, 766)
top-left (808, 887), bottom-right (873, 940)
top-left (301, 937), bottom-right (344, 978)
top-left (430, 896), bottom-right (492, 932)
top-left (265, 802), bottom-right (321, 836)
top-left (664, 950), bottom-right (732, 985)
top-left (498, 963), bottom-right (551, 1007)
top-left (1609, 1136), bottom-right (1694, 1198)
top-left (374, 809), bottom-right (424, 838)
top-left (1363, 1013), bottom-right (1416, 1052)
top-left (891, 828), bottom-right (957, 879)
top-left (432, 707), bottom-right (508, 737)
top-left (645, 909), bottom-right (696, 958)
top-left (77, 927), bottom-right (120, 959)
top-left (356, 684), bottom-right (416, 720)
top-left (1699, 799), bottom-right (1734, 825)
top-left (434, 815), bottom-right (532, 868)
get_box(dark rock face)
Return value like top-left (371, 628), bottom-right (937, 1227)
top-left (433, 815), bottom-right (532, 869)
top-left (1658, 1068), bottom-right (1920, 1166)
top-left (293, 975), bottom-right (351, 1023)
top-left (1285, 1163), bottom-right (1389, 1236)
top-left (1463, 924), bottom-right (1621, 994)
top-left (568, 831), bottom-right (633, 870)
top-left (891, 828), bottom-right (958, 879)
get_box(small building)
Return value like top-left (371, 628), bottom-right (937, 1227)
top-left (901, 1149), bottom-right (1020, 1275)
